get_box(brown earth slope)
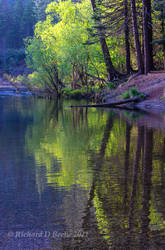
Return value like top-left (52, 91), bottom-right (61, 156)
top-left (105, 71), bottom-right (165, 112)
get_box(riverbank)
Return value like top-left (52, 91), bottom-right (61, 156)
top-left (1, 71), bottom-right (165, 113)
top-left (103, 71), bottom-right (165, 113)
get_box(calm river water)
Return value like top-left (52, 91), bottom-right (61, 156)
top-left (0, 96), bottom-right (165, 249)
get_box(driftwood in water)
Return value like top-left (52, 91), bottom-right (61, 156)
top-left (70, 96), bottom-right (143, 108)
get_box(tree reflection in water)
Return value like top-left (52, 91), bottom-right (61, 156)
top-left (80, 116), bottom-right (165, 249)
top-left (30, 103), bottom-right (165, 249)
top-left (1, 97), bottom-right (164, 249)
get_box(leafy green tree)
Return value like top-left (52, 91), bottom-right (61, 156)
top-left (26, 0), bottom-right (125, 91)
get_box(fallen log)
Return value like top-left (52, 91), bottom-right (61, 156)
top-left (70, 96), bottom-right (144, 108)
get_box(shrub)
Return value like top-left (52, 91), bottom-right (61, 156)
top-left (62, 87), bottom-right (72, 96)
top-left (121, 88), bottom-right (145, 100)
top-left (130, 88), bottom-right (140, 97)
top-left (62, 87), bottom-right (90, 99)
top-left (107, 82), bottom-right (115, 89)
top-left (122, 91), bottom-right (130, 99)
top-left (139, 93), bottom-right (145, 99)
top-left (3, 73), bottom-right (23, 84)
top-left (70, 89), bottom-right (86, 99)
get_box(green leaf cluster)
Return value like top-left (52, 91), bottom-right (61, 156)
top-left (121, 88), bottom-right (144, 99)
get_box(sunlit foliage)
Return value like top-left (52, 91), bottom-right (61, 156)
top-left (25, 0), bottom-right (124, 91)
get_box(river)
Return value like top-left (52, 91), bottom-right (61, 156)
top-left (0, 95), bottom-right (165, 249)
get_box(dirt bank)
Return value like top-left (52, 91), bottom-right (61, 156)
top-left (104, 71), bottom-right (165, 113)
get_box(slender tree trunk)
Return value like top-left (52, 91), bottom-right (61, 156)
top-left (124, 0), bottom-right (131, 74)
top-left (130, 0), bottom-right (144, 73)
top-left (90, 0), bottom-right (118, 81)
top-left (148, 1), bottom-right (154, 70)
top-left (161, 136), bottom-right (165, 188)
top-left (161, 8), bottom-right (165, 69)
top-left (142, 0), bottom-right (153, 74)
top-left (163, 38), bottom-right (165, 70)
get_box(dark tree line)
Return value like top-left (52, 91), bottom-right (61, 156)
top-left (0, 0), bottom-right (52, 72)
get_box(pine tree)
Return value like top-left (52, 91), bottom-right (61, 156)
top-left (0, 0), bottom-right (10, 67)
top-left (90, 0), bottom-right (119, 81)
top-left (124, 0), bottom-right (131, 74)
top-left (131, 0), bottom-right (144, 73)
top-left (12, 0), bottom-right (24, 48)
top-left (142, 0), bottom-right (153, 74)
top-left (21, 0), bottom-right (36, 37)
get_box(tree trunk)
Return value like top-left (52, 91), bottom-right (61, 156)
top-left (161, 136), bottom-right (165, 188)
top-left (124, 0), bottom-right (131, 74)
top-left (163, 41), bottom-right (165, 70)
top-left (90, 0), bottom-right (118, 81)
top-left (163, 43), bottom-right (165, 71)
top-left (142, 0), bottom-right (153, 74)
top-left (161, 8), bottom-right (165, 69)
top-left (131, 0), bottom-right (144, 73)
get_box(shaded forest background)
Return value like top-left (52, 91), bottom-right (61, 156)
top-left (0, 0), bottom-right (51, 73)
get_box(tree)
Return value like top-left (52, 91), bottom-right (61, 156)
top-left (25, 37), bottom-right (62, 95)
top-left (26, 0), bottom-right (123, 90)
top-left (90, 0), bottom-right (119, 81)
top-left (13, 0), bottom-right (24, 48)
top-left (154, 0), bottom-right (165, 69)
top-left (142, 0), bottom-right (154, 74)
top-left (124, 0), bottom-right (131, 74)
top-left (131, 0), bottom-right (144, 73)
top-left (21, 0), bottom-right (36, 38)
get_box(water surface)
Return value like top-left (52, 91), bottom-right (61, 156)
top-left (0, 96), bottom-right (165, 249)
